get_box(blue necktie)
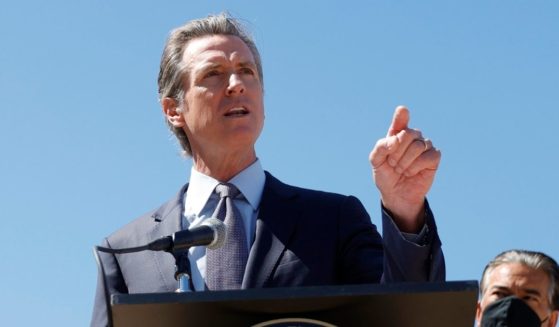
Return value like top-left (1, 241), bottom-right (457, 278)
top-left (205, 183), bottom-right (248, 290)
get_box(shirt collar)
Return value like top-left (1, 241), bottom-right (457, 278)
top-left (228, 159), bottom-right (265, 211)
top-left (185, 159), bottom-right (265, 215)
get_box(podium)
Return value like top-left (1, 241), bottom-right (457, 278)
top-left (112, 281), bottom-right (478, 327)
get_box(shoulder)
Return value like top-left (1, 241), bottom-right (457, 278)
top-left (103, 184), bottom-right (187, 248)
top-left (263, 171), bottom-right (364, 211)
top-left (104, 208), bottom-right (158, 247)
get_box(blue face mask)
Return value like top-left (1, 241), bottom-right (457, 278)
top-left (481, 296), bottom-right (545, 327)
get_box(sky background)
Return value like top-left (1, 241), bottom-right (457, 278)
top-left (1, 1), bottom-right (557, 325)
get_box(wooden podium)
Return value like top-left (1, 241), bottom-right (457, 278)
top-left (111, 281), bottom-right (478, 327)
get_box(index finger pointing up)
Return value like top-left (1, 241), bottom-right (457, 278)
top-left (387, 106), bottom-right (410, 137)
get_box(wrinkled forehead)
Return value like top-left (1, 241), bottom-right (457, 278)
top-left (485, 263), bottom-right (550, 292)
top-left (181, 34), bottom-right (255, 68)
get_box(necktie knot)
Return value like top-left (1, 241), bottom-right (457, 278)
top-left (214, 183), bottom-right (240, 199)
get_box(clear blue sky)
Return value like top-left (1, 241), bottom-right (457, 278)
top-left (1, 1), bottom-right (557, 325)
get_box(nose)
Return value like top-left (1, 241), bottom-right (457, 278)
top-left (226, 73), bottom-right (245, 96)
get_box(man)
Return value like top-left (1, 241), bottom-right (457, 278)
top-left (91, 13), bottom-right (444, 326)
top-left (476, 250), bottom-right (559, 326)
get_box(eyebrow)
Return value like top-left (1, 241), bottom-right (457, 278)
top-left (195, 62), bottom-right (222, 73)
top-left (238, 61), bottom-right (257, 69)
top-left (194, 61), bottom-right (256, 74)
top-left (490, 285), bottom-right (512, 293)
top-left (524, 288), bottom-right (543, 296)
top-left (490, 285), bottom-right (542, 297)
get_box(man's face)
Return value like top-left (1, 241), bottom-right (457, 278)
top-left (176, 34), bottom-right (264, 156)
top-left (476, 263), bottom-right (558, 326)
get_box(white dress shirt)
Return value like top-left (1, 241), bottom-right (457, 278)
top-left (182, 159), bottom-right (266, 291)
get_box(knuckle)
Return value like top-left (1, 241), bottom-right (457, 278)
top-left (400, 129), bottom-right (422, 142)
top-left (411, 139), bottom-right (426, 152)
top-left (411, 128), bottom-right (423, 138)
top-left (400, 129), bottom-right (411, 138)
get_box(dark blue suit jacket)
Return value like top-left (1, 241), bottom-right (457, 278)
top-left (91, 172), bottom-right (445, 326)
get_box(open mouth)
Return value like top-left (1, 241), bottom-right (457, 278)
top-left (224, 107), bottom-right (249, 117)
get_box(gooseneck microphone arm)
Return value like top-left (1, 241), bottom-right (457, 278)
top-left (94, 237), bottom-right (170, 254)
top-left (93, 217), bottom-right (227, 325)
top-left (94, 218), bottom-right (225, 254)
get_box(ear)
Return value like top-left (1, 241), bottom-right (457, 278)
top-left (475, 302), bottom-right (482, 326)
top-left (162, 97), bottom-right (185, 128)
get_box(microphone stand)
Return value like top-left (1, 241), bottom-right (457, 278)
top-left (173, 249), bottom-right (193, 292)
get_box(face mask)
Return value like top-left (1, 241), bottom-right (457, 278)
top-left (481, 296), bottom-right (544, 327)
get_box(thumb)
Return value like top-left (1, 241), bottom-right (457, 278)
top-left (387, 106), bottom-right (410, 136)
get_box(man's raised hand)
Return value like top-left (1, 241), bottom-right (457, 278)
top-left (369, 106), bottom-right (441, 233)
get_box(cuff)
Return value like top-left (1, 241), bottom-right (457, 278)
top-left (381, 200), bottom-right (431, 246)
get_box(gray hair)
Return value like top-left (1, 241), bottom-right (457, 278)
top-left (157, 13), bottom-right (263, 156)
top-left (480, 249), bottom-right (559, 310)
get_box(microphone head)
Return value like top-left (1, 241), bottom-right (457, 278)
top-left (201, 218), bottom-right (226, 250)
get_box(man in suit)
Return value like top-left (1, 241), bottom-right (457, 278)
top-left (476, 250), bottom-right (559, 326)
top-left (91, 13), bottom-right (445, 326)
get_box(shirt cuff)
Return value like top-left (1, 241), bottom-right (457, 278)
top-left (381, 203), bottom-right (430, 246)
top-left (401, 224), bottom-right (429, 245)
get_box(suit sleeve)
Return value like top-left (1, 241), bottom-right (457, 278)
top-left (91, 238), bottom-right (128, 327)
top-left (338, 196), bottom-right (385, 284)
top-left (380, 199), bottom-right (445, 282)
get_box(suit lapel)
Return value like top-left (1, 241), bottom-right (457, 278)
top-left (147, 184), bottom-right (188, 292)
top-left (140, 176), bottom-right (300, 290)
top-left (242, 172), bottom-right (299, 288)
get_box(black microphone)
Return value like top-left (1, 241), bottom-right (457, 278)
top-left (95, 218), bottom-right (226, 254)
top-left (169, 217), bottom-right (226, 251)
